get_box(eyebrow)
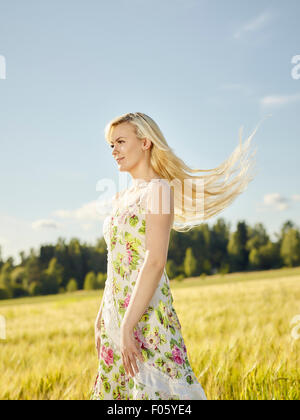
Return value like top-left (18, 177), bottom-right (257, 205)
top-left (110, 136), bottom-right (126, 145)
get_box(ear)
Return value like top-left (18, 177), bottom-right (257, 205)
top-left (142, 137), bottom-right (152, 151)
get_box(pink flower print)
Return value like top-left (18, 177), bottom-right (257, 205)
top-left (126, 247), bottom-right (133, 265)
top-left (124, 293), bottom-right (131, 308)
top-left (101, 345), bottom-right (114, 366)
top-left (133, 328), bottom-right (147, 347)
top-left (172, 346), bottom-right (184, 365)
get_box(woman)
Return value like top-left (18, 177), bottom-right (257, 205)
top-left (90, 112), bottom-right (262, 400)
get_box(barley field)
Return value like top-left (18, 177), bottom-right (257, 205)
top-left (0, 267), bottom-right (300, 400)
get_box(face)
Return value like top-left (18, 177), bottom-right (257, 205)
top-left (110, 122), bottom-right (152, 173)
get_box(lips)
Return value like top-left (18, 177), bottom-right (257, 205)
top-left (116, 157), bottom-right (125, 163)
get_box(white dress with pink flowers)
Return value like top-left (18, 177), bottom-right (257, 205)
top-left (90, 178), bottom-right (207, 400)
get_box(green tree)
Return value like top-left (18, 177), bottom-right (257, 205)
top-left (66, 278), bottom-right (78, 292)
top-left (275, 220), bottom-right (295, 246)
top-left (280, 229), bottom-right (300, 267)
top-left (0, 288), bottom-right (10, 300)
top-left (40, 258), bottom-right (64, 295)
top-left (24, 256), bottom-right (41, 289)
top-left (246, 223), bottom-right (269, 251)
top-left (84, 271), bottom-right (97, 290)
top-left (10, 265), bottom-right (28, 297)
top-left (96, 272), bottom-right (106, 289)
top-left (67, 239), bottom-right (85, 289)
top-left (249, 241), bottom-right (280, 270)
top-left (227, 221), bottom-right (249, 271)
top-left (184, 248), bottom-right (197, 277)
top-left (210, 218), bottom-right (231, 270)
top-left (10, 266), bottom-right (26, 288)
top-left (29, 282), bottom-right (43, 296)
top-left (166, 259), bottom-right (178, 279)
top-left (202, 259), bottom-right (212, 275)
top-left (0, 261), bottom-right (13, 290)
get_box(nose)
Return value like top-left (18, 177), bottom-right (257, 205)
top-left (112, 147), bottom-right (118, 157)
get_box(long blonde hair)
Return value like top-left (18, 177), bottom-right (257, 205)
top-left (104, 112), bottom-right (269, 232)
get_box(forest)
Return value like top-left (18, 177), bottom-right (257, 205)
top-left (0, 218), bottom-right (299, 300)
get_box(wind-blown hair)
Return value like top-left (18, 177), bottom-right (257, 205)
top-left (104, 112), bottom-right (269, 233)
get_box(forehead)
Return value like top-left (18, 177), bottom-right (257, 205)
top-left (110, 122), bottom-right (134, 142)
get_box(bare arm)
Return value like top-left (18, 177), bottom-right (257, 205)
top-left (121, 181), bottom-right (174, 332)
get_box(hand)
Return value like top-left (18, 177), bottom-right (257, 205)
top-left (95, 324), bottom-right (102, 360)
top-left (120, 325), bottom-right (144, 377)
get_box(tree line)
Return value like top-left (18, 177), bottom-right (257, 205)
top-left (0, 218), bottom-right (299, 300)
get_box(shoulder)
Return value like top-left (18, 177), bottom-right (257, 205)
top-left (148, 178), bottom-right (173, 197)
top-left (142, 178), bottom-right (174, 215)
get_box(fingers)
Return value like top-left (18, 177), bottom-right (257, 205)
top-left (122, 352), bottom-right (129, 376)
top-left (121, 333), bottom-right (144, 377)
top-left (127, 355), bottom-right (135, 377)
top-left (122, 350), bottom-right (143, 377)
top-left (130, 354), bottom-right (139, 376)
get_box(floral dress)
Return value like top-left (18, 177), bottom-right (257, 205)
top-left (90, 178), bottom-right (207, 400)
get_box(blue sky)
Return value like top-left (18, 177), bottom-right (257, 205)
top-left (0, 0), bottom-right (300, 264)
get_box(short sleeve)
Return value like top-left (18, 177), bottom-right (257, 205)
top-left (139, 179), bottom-right (174, 218)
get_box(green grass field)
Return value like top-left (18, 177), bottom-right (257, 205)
top-left (1, 267), bottom-right (300, 400)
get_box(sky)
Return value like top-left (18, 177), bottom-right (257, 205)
top-left (0, 0), bottom-right (300, 264)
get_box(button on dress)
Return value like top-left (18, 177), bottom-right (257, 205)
top-left (90, 178), bottom-right (207, 400)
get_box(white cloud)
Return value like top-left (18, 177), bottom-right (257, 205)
top-left (263, 193), bottom-right (289, 211)
top-left (260, 93), bottom-right (300, 108)
top-left (53, 199), bottom-right (112, 222)
top-left (234, 11), bottom-right (272, 39)
top-left (31, 219), bottom-right (61, 230)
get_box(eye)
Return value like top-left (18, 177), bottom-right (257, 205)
top-left (110, 140), bottom-right (124, 148)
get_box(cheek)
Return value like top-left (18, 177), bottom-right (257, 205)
top-left (127, 148), bottom-right (141, 161)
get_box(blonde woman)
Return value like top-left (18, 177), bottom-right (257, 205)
top-left (91, 112), bottom-right (263, 400)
